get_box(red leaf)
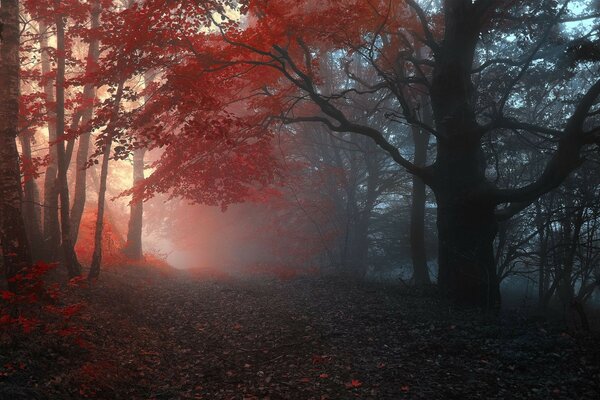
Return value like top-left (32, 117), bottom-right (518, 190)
top-left (346, 379), bottom-right (363, 389)
top-left (61, 303), bottom-right (84, 318)
top-left (0, 291), bottom-right (15, 301)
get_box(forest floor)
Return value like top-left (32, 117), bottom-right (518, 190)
top-left (1, 265), bottom-right (599, 400)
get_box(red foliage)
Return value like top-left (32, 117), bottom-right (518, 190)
top-left (346, 379), bottom-right (364, 389)
top-left (74, 205), bottom-right (127, 267)
top-left (0, 262), bottom-right (86, 344)
top-left (20, 153), bottom-right (50, 184)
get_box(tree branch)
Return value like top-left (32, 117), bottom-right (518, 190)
top-left (405, 0), bottom-right (440, 54)
top-left (494, 78), bottom-right (600, 215)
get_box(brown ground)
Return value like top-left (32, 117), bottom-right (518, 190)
top-left (1, 265), bottom-right (599, 399)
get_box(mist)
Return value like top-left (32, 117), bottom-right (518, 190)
top-left (1, 0), bottom-right (599, 399)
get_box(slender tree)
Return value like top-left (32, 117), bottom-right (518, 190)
top-left (70, 0), bottom-right (102, 244)
top-left (409, 96), bottom-right (432, 286)
top-left (89, 79), bottom-right (125, 280)
top-left (39, 20), bottom-right (61, 260)
top-left (54, 1), bottom-right (81, 277)
top-left (123, 70), bottom-right (152, 260)
top-left (123, 149), bottom-right (145, 259)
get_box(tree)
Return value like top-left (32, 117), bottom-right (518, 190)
top-left (0, 0), bottom-right (32, 286)
top-left (18, 131), bottom-right (44, 261)
top-left (39, 18), bottom-right (61, 261)
top-left (122, 70), bottom-right (152, 260)
top-left (54, 0), bottom-right (82, 277)
top-left (89, 79), bottom-right (125, 280)
top-left (70, 0), bottom-right (102, 245)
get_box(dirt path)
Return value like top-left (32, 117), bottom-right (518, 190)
top-left (1, 267), bottom-right (599, 399)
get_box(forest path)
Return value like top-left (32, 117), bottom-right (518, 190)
top-left (2, 266), bottom-right (599, 399)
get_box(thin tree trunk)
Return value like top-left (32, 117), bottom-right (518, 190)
top-left (410, 97), bottom-right (432, 286)
top-left (123, 69), bottom-right (150, 260)
top-left (54, 3), bottom-right (81, 277)
top-left (18, 133), bottom-right (44, 260)
top-left (39, 20), bottom-right (61, 260)
top-left (123, 148), bottom-right (145, 259)
top-left (0, 0), bottom-right (33, 288)
top-left (348, 218), bottom-right (369, 278)
top-left (534, 200), bottom-right (549, 310)
top-left (70, 0), bottom-right (101, 244)
top-left (89, 80), bottom-right (125, 280)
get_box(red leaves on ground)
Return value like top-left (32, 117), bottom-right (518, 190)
top-left (311, 354), bottom-right (330, 365)
top-left (0, 291), bottom-right (15, 301)
top-left (346, 379), bottom-right (363, 389)
top-left (0, 262), bottom-right (87, 343)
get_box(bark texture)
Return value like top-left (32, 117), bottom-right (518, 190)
top-left (19, 133), bottom-right (44, 260)
top-left (428, 1), bottom-right (500, 307)
top-left (0, 0), bottom-right (32, 286)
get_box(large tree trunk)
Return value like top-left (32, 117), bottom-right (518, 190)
top-left (39, 20), bottom-right (61, 260)
top-left (429, 134), bottom-right (500, 307)
top-left (433, 184), bottom-right (500, 307)
top-left (18, 133), bottom-right (44, 260)
top-left (427, 2), bottom-right (500, 308)
top-left (0, 0), bottom-right (33, 287)
top-left (70, 0), bottom-right (101, 245)
top-left (123, 148), bottom-right (145, 260)
top-left (409, 98), bottom-right (432, 286)
top-left (89, 80), bottom-right (125, 280)
top-left (54, 4), bottom-right (81, 277)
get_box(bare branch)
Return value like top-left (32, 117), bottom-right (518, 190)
top-left (497, 1), bottom-right (570, 115)
top-left (494, 78), bottom-right (600, 211)
top-left (405, 0), bottom-right (440, 54)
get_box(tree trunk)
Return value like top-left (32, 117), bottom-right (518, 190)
top-left (70, 0), bottom-right (101, 245)
top-left (54, 4), bottom-right (81, 277)
top-left (534, 200), bottom-right (549, 310)
top-left (18, 133), bottom-right (44, 260)
top-left (434, 188), bottom-right (500, 307)
top-left (409, 98), bottom-right (432, 286)
top-left (123, 148), bottom-right (145, 260)
top-left (342, 212), bottom-right (369, 278)
top-left (39, 20), bottom-right (61, 260)
top-left (0, 0), bottom-right (33, 287)
top-left (89, 80), bottom-right (125, 280)
top-left (427, 3), bottom-right (499, 308)
top-left (122, 69), bottom-right (150, 260)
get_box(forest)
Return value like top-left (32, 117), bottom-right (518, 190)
top-left (0, 0), bottom-right (600, 398)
